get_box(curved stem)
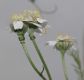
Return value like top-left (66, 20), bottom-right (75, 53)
top-left (61, 54), bottom-right (68, 80)
top-left (28, 0), bottom-right (57, 14)
top-left (31, 39), bottom-right (52, 80)
top-left (20, 41), bottom-right (46, 80)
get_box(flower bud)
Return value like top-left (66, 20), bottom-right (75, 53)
top-left (55, 34), bottom-right (74, 54)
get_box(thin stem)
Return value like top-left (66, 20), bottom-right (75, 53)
top-left (78, 65), bottom-right (84, 80)
top-left (61, 54), bottom-right (68, 80)
top-left (31, 39), bottom-right (52, 80)
top-left (20, 41), bottom-right (46, 80)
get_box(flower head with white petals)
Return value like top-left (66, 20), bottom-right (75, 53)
top-left (10, 10), bottom-right (49, 35)
top-left (46, 34), bottom-right (74, 53)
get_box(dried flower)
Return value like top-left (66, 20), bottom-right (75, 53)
top-left (11, 10), bottom-right (49, 35)
top-left (46, 34), bottom-right (74, 53)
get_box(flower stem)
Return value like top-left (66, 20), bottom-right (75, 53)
top-left (80, 70), bottom-right (84, 80)
top-left (31, 39), bottom-right (52, 80)
top-left (20, 41), bottom-right (46, 80)
top-left (61, 54), bottom-right (68, 80)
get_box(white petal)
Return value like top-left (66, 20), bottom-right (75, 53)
top-left (23, 16), bottom-right (33, 21)
top-left (71, 46), bottom-right (78, 51)
top-left (37, 18), bottom-right (48, 27)
top-left (68, 45), bottom-right (79, 56)
top-left (37, 18), bottom-right (47, 23)
top-left (46, 41), bottom-right (56, 47)
top-left (46, 25), bottom-right (51, 28)
top-left (32, 22), bottom-right (42, 28)
top-left (13, 21), bottom-right (23, 30)
top-left (35, 28), bottom-right (43, 33)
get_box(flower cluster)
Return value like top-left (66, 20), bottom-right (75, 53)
top-left (10, 10), bottom-right (49, 35)
top-left (10, 9), bottom-right (81, 80)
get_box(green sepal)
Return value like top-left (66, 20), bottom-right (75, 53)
top-left (28, 28), bottom-right (36, 40)
top-left (17, 31), bottom-right (25, 41)
top-left (23, 21), bottom-right (38, 29)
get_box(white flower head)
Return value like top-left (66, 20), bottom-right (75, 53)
top-left (46, 34), bottom-right (74, 53)
top-left (11, 10), bottom-right (39, 31)
top-left (11, 10), bottom-right (49, 35)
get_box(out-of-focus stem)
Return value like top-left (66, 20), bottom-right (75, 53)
top-left (61, 53), bottom-right (68, 80)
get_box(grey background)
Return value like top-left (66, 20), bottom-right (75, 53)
top-left (0, 0), bottom-right (84, 80)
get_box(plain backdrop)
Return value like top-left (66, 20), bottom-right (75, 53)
top-left (0, 0), bottom-right (84, 80)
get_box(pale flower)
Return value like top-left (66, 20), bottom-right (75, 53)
top-left (46, 34), bottom-right (74, 53)
top-left (11, 10), bottom-right (49, 35)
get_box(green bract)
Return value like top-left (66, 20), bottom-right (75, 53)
top-left (55, 40), bottom-right (73, 54)
top-left (46, 34), bottom-right (74, 54)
